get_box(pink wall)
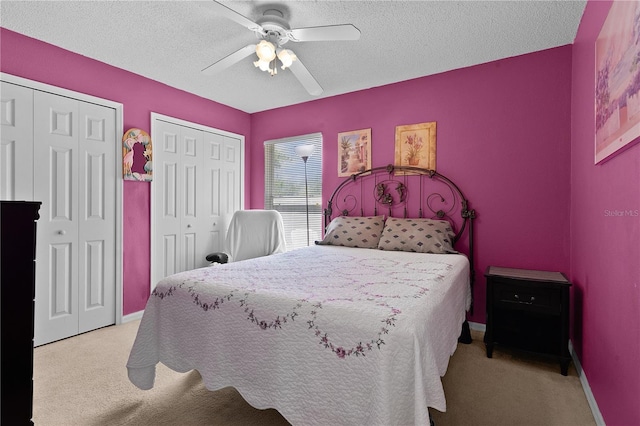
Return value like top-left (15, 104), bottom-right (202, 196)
top-left (571, 1), bottom-right (640, 425)
top-left (6, 14), bottom-right (637, 423)
top-left (0, 29), bottom-right (252, 315)
top-left (250, 46), bottom-right (573, 325)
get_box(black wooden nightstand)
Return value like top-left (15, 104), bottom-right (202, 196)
top-left (484, 266), bottom-right (572, 375)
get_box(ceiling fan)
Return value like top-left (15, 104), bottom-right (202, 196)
top-left (202, 1), bottom-right (361, 96)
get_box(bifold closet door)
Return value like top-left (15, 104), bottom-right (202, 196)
top-left (201, 131), bottom-right (242, 262)
top-left (76, 100), bottom-right (116, 334)
top-left (154, 121), bottom-right (205, 280)
top-left (152, 118), bottom-right (242, 288)
top-left (32, 91), bottom-right (115, 346)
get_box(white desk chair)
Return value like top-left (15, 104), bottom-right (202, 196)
top-left (206, 210), bottom-right (286, 264)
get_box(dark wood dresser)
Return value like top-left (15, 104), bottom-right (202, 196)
top-left (1, 201), bottom-right (41, 425)
top-left (484, 266), bottom-right (572, 375)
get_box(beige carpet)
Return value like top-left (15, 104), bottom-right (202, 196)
top-left (33, 321), bottom-right (595, 425)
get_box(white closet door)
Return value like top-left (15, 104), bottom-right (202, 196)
top-left (77, 101), bottom-right (116, 333)
top-left (32, 91), bottom-right (116, 346)
top-left (153, 120), bottom-right (181, 283)
top-left (0, 82), bottom-right (34, 200)
top-left (154, 121), bottom-right (207, 277)
top-left (33, 91), bottom-right (80, 345)
top-left (200, 132), bottom-right (241, 263)
top-left (222, 134), bottom-right (242, 217)
top-left (2, 76), bottom-right (120, 346)
top-left (152, 116), bottom-right (243, 289)
top-left (179, 125), bottom-right (203, 272)
top-left (201, 132), bottom-right (225, 262)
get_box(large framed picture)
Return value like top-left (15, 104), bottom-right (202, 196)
top-left (595, 1), bottom-right (640, 163)
top-left (394, 122), bottom-right (436, 171)
top-left (338, 128), bottom-right (371, 177)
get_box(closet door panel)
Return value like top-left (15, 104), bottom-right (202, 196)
top-left (153, 120), bottom-right (181, 286)
top-left (50, 242), bottom-right (73, 316)
top-left (201, 132), bottom-right (224, 264)
top-left (0, 82), bottom-right (34, 200)
top-left (77, 101), bottom-right (116, 333)
top-left (180, 126), bottom-right (203, 272)
top-left (33, 91), bottom-right (79, 346)
top-left (223, 135), bottom-right (242, 215)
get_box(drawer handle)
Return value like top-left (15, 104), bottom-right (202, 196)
top-left (514, 294), bottom-right (535, 304)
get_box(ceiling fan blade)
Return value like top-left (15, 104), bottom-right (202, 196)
top-left (202, 44), bottom-right (256, 75)
top-left (289, 58), bottom-right (323, 96)
top-left (288, 24), bottom-right (360, 42)
top-left (210, 1), bottom-right (262, 32)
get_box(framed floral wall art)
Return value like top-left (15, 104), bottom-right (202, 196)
top-left (338, 128), bottom-right (371, 177)
top-left (394, 122), bottom-right (436, 171)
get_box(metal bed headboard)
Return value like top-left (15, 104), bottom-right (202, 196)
top-left (323, 164), bottom-right (477, 311)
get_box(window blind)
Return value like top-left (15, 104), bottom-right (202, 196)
top-left (264, 133), bottom-right (322, 251)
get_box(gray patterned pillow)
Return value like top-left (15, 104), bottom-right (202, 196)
top-left (317, 216), bottom-right (385, 248)
top-left (377, 217), bottom-right (457, 254)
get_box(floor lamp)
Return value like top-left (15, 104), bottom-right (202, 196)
top-left (295, 144), bottom-right (315, 246)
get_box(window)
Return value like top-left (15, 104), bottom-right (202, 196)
top-left (264, 133), bottom-right (322, 251)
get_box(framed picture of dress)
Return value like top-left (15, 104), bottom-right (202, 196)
top-left (122, 128), bottom-right (153, 181)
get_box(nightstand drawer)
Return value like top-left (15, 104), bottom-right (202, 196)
top-left (492, 280), bottom-right (561, 314)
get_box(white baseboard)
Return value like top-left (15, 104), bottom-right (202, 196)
top-left (569, 340), bottom-right (606, 426)
top-left (122, 310), bottom-right (144, 323)
top-left (469, 321), bottom-right (486, 332)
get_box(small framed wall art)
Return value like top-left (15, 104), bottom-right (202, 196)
top-left (394, 121), bottom-right (436, 171)
top-left (338, 128), bottom-right (371, 177)
top-left (122, 128), bottom-right (153, 181)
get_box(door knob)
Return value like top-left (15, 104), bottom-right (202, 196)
top-left (57, 230), bottom-right (66, 235)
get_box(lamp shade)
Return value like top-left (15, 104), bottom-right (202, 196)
top-left (254, 59), bottom-right (270, 71)
top-left (295, 144), bottom-right (315, 159)
top-left (277, 49), bottom-right (297, 69)
top-left (256, 40), bottom-right (276, 61)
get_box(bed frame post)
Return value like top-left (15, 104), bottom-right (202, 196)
top-left (461, 200), bottom-right (476, 315)
top-left (458, 201), bottom-right (476, 344)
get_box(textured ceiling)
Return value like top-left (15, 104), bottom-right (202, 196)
top-left (1, 1), bottom-right (586, 113)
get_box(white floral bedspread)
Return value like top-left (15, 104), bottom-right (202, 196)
top-left (127, 245), bottom-right (471, 425)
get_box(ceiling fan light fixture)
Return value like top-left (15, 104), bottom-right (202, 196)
top-left (255, 40), bottom-right (276, 61)
top-left (277, 49), bottom-right (297, 70)
top-left (206, 1), bottom-right (355, 95)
